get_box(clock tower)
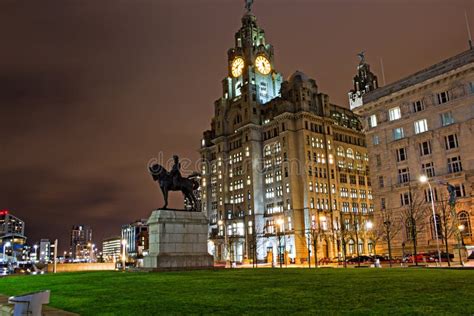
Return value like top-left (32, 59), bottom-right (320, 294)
top-left (225, 12), bottom-right (283, 107)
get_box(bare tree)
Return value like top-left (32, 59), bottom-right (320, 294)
top-left (400, 187), bottom-right (428, 266)
top-left (337, 214), bottom-right (353, 268)
top-left (366, 216), bottom-right (384, 256)
top-left (435, 193), bottom-right (454, 266)
top-left (376, 207), bottom-right (402, 267)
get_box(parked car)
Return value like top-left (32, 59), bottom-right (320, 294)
top-left (14, 263), bottom-right (45, 275)
top-left (428, 252), bottom-right (454, 262)
top-left (346, 255), bottom-right (373, 264)
top-left (403, 253), bottom-right (435, 263)
top-left (0, 263), bottom-right (11, 276)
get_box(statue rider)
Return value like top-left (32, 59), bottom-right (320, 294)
top-left (170, 155), bottom-right (182, 189)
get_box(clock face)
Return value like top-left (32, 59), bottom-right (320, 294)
top-left (231, 57), bottom-right (245, 78)
top-left (255, 55), bottom-right (271, 75)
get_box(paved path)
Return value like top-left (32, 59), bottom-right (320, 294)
top-left (0, 294), bottom-right (78, 316)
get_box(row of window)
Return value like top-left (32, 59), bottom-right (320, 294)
top-left (368, 88), bottom-right (462, 129)
top-left (394, 156), bottom-right (463, 185)
top-left (399, 184), bottom-right (466, 206)
top-left (339, 174), bottom-right (367, 186)
top-left (340, 188), bottom-right (373, 199)
top-left (264, 142), bottom-right (282, 157)
top-left (375, 134), bottom-right (460, 167)
top-left (372, 113), bottom-right (456, 144)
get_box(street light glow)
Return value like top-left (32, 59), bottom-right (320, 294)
top-left (419, 175), bottom-right (428, 183)
top-left (366, 221), bottom-right (373, 230)
top-left (458, 224), bottom-right (465, 232)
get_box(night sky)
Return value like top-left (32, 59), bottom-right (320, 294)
top-left (1, 0), bottom-right (473, 251)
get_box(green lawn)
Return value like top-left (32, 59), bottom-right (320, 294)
top-left (0, 268), bottom-right (472, 315)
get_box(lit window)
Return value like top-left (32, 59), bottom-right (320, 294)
top-left (389, 107), bottom-right (401, 121)
top-left (368, 115), bottom-right (377, 128)
top-left (414, 119), bottom-right (428, 134)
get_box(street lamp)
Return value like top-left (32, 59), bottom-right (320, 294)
top-left (2, 242), bottom-right (11, 262)
top-left (366, 221), bottom-right (373, 230)
top-left (33, 244), bottom-right (38, 262)
top-left (458, 224), bottom-right (465, 266)
top-left (121, 239), bottom-right (127, 271)
top-left (419, 175), bottom-right (442, 265)
top-left (276, 218), bottom-right (284, 268)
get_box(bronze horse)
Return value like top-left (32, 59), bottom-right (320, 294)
top-left (149, 164), bottom-right (200, 211)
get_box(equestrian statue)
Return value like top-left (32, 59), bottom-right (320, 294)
top-left (149, 155), bottom-right (201, 211)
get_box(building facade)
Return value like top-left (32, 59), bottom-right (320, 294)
top-left (70, 225), bottom-right (93, 260)
top-left (353, 49), bottom-right (474, 258)
top-left (0, 210), bottom-right (27, 261)
top-left (121, 219), bottom-right (148, 259)
top-left (102, 236), bottom-right (121, 263)
top-left (200, 8), bottom-right (374, 264)
top-left (39, 239), bottom-right (51, 263)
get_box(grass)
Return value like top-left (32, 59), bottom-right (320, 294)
top-left (0, 268), bottom-right (472, 315)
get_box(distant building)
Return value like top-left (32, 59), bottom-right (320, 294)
top-left (121, 219), bottom-right (148, 258)
top-left (70, 225), bottom-right (92, 260)
top-left (102, 236), bottom-right (121, 262)
top-left (0, 210), bottom-right (27, 261)
top-left (353, 49), bottom-right (474, 257)
top-left (39, 239), bottom-right (51, 263)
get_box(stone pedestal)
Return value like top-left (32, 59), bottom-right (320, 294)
top-left (143, 209), bottom-right (214, 270)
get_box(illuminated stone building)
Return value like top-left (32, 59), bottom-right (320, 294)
top-left (353, 49), bottom-right (474, 258)
top-left (200, 7), bottom-right (374, 264)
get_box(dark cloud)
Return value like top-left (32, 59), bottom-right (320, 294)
top-left (1, 0), bottom-right (473, 251)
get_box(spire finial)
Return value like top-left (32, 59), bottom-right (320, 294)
top-left (357, 51), bottom-right (366, 64)
top-left (245, 0), bottom-right (254, 12)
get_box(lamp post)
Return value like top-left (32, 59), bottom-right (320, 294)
top-left (458, 224), bottom-right (465, 266)
top-left (121, 239), bottom-right (127, 271)
top-left (276, 218), bottom-right (284, 268)
top-left (2, 242), bottom-right (11, 262)
top-left (419, 175), bottom-right (442, 265)
top-left (33, 244), bottom-right (38, 262)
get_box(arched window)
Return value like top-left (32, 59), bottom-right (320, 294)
top-left (264, 145), bottom-right (271, 157)
top-left (274, 142), bottom-right (281, 154)
top-left (458, 211), bottom-right (472, 237)
top-left (337, 146), bottom-right (345, 157)
top-left (367, 240), bottom-right (374, 254)
top-left (346, 148), bottom-right (354, 159)
top-left (358, 239), bottom-right (364, 254)
top-left (233, 114), bottom-right (242, 125)
top-left (348, 239), bottom-right (355, 255)
top-left (430, 215), bottom-right (442, 239)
